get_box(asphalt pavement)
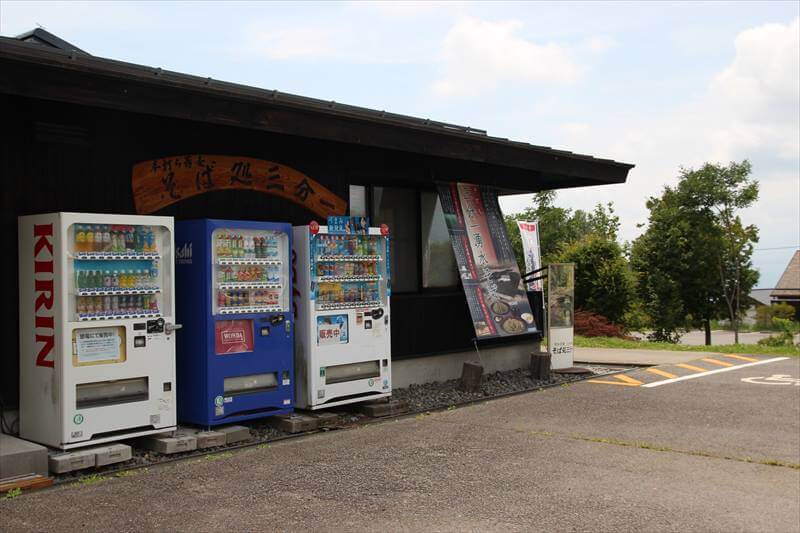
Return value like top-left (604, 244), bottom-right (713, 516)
top-left (1, 356), bottom-right (798, 532)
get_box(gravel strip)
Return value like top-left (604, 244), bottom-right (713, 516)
top-left (392, 365), bottom-right (620, 412)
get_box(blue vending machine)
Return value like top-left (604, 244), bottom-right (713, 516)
top-left (175, 219), bottom-right (294, 426)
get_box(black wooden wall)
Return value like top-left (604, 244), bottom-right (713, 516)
top-left (3, 93), bottom-right (520, 409)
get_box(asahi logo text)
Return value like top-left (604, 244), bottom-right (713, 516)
top-left (176, 242), bottom-right (192, 264)
top-left (34, 224), bottom-right (55, 368)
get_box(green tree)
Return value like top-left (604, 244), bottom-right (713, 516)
top-left (674, 160), bottom-right (759, 343)
top-left (632, 161), bottom-right (760, 344)
top-left (504, 191), bottom-right (618, 270)
top-left (504, 192), bottom-right (632, 326)
top-left (557, 235), bottom-right (636, 324)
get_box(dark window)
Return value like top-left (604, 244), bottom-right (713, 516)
top-left (421, 191), bottom-right (458, 288)
top-left (372, 187), bottom-right (419, 293)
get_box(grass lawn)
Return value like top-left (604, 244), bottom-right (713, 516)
top-left (574, 335), bottom-right (800, 357)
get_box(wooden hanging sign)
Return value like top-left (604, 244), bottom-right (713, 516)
top-left (131, 154), bottom-right (347, 217)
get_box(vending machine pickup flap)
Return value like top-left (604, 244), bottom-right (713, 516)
top-left (76, 377), bottom-right (149, 409)
top-left (325, 361), bottom-right (380, 384)
top-left (223, 373), bottom-right (279, 395)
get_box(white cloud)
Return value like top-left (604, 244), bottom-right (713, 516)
top-left (432, 16), bottom-right (582, 97)
top-left (586, 36), bottom-right (617, 54)
top-left (500, 17), bottom-right (800, 286)
top-left (706, 17), bottom-right (800, 160)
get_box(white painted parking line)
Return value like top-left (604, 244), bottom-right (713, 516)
top-left (641, 357), bottom-right (789, 388)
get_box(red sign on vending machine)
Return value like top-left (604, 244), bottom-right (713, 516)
top-left (215, 320), bottom-right (255, 355)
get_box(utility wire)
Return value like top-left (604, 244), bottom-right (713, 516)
top-left (753, 246), bottom-right (799, 251)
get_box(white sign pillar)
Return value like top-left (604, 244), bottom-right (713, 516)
top-left (547, 263), bottom-right (575, 369)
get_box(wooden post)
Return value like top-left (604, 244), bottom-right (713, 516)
top-left (530, 352), bottom-right (551, 381)
top-left (460, 361), bottom-right (484, 392)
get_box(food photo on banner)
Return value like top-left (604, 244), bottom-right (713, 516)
top-left (436, 182), bottom-right (537, 339)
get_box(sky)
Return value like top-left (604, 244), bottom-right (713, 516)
top-left (1, 0), bottom-right (798, 287)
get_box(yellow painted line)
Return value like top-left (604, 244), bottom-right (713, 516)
top-left (645, 368), bottom-right (678, 379)
top-left (614, 374), bottom-right (644, 386)
top-left (721, 353), bottom-right (758, 362)
top-left (702, 358), bottom-right (734, 367)
top-left (676, 363), bottom-right (708, 373)
top-left (587, 379), bottom-right (640, 387)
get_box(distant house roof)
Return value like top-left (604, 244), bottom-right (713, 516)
top-left (749, 288), bottom-right (773, 307)
top-left (0, 29), bottom-right (634, 193)
top-left (771, 250), bottom-right (800, 300)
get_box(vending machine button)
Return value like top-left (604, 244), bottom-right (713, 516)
top-left (260, 326), bottom-right (270, 336)
top-left (364, 320), bottom-right (372, 329)
top-left (134, 336), bottom-right (146, 347)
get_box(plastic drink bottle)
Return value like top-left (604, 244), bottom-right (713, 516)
top-left (75, 225), bottom-right (86, 252)
top-left (100, 225), bottom-right (110, 252)
top-left (90, 226), bottom-right (100, 252)
top-left (135, 226), bottom-right (144, 253)
top-left (109, 226), bottom-right (118, 252)
top-left (84, 226), bottom-right (94, 253)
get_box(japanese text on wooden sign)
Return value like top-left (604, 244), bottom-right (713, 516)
top-left (132, 155), bottom-right (347, 218)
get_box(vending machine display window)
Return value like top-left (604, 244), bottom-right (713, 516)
top-left (211, 228), bottom-right (288, 315)
top-left (69, 223), bottom-right (170, 322)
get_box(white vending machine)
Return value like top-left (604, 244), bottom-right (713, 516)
top-left (18, 212), bottom-right (178, 449)
top-left (293, 218), bottom-right (392, 409)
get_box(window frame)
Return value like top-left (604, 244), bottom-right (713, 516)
top-left (365, 184), bottom-right (461, 296)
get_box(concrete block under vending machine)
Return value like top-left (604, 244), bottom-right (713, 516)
top-left (311, 412), bottom-right (341, 428)
top-left (93, 443), bottom-right (132, 467)
top-left (217, 425), bottom-right (251, 445)
top-left (139, 433), bottom-right (197, 454)
top-left (173, 427), bottom-right (226, 449)
top-left (48, 449), bottom-right (97, 474)
top-left (358, 399), bottom-right (410, 418)
top-left (271, 413), bottom-right (318, 434)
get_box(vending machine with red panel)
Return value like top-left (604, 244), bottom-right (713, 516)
top-left (175, 219), bottom-right (294, 426)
